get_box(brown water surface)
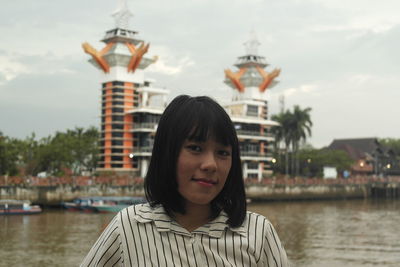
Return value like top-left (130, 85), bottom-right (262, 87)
top-left (0, 199), bottom-right (399, 266)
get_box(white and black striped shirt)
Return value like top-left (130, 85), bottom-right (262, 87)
top-left (80, 203), bottom-right (289, 267)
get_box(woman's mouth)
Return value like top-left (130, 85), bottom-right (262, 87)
top-left (191, 178), bottom-right (217, 187)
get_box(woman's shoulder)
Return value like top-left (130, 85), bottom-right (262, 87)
top-left (245, 210), bottom-right (273, 225)
top-left (118, 202), bottom-right (167, 223)
top-left (242, 210), bottom-right (279, 236)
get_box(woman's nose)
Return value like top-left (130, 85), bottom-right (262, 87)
top-left (200, 152), bottom-right (217, 172)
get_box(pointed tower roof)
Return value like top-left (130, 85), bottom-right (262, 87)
top-left (112, 0), bottom-right (133, 29)
top-left (235, 31), bottom-right (268, 69)
top-left (102, 0), bottom-right (142, 45)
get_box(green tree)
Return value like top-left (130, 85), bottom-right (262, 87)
top-left (14, 126), bottom-right (99, 176)
top-left (0, 132), bottom-right (20, 176)
top-left (298, 148), bottom-right (354, 177)
top-left (289, 105), bottom-right (312, 176)
top-left (271, 111), bottom-right (292, 176)
top-left (271, 105), bottom-right (312, 177)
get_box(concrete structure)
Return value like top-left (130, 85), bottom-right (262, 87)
top-left (82, 1), bottom-right (168, 176)
top-left (224, 31), bottom-right (281, 179)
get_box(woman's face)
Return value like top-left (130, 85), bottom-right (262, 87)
top-left (176, 137), bottom-right (232, 208)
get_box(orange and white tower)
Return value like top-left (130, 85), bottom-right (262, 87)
top-left (83, 0), bottom-right (168, 176)
top-left (224, 31), bottom-right (280, 179)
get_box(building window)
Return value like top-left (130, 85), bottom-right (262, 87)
top-left (112, 81), bottom-right (124, 86)
top-left (247, 105), bottom-right (258, 117)
top-left (111, 164), bottom-right (123, 168)
top-left (112, 108), bottom-right (124, 113)
top-left (112, 124), bottom-right (124, 130)
top-left (112, 132), bottom-right (123, 138)
top-left (111, 140), bottom-right (123, 146)
top-left (112, 101), bottom-right (124, 106)
top-left (112, 88), bottom-right (124, 93)
top-left (247, 162), bottom-right (259, 169)
top-left (247, 173), bottom-right (258, 179)
top-left (132, 158), bottom-right (138, 168)
top-left (112, 115), bottom-right (124, 122)
top-left (112, 95), bottom-right (124, 100)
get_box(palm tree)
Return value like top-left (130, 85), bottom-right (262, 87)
top-left (289, 105), bottom-right (312, 176)
top-left (271, 111), bottom-right (292, 176)
top-left (272, 106), bottom-right (312, 177)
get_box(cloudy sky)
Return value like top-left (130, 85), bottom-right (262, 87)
top-left (1, 0), bottom-right (399, 148)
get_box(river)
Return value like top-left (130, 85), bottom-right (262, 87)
top-left (1, 199), bottom-right (399, 267)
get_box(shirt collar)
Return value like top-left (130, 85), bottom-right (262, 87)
top-left (133, 203), bottom-right (247, 238)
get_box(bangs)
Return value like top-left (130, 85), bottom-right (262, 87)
top-left (184, 100), bottom-right (235, 147)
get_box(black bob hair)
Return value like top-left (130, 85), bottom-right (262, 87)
top-left (144, 95), bottom-right (247, 228)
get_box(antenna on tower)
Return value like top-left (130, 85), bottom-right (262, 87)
top-left (112, 0), bottom-right (133, 29)
top-left (243, 30), bottom-right (261, 55)
top-left (279, 94), bottom-right (285, 114)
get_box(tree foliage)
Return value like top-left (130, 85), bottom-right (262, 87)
top-left (0, 127), bottom-right (99, 176)
top-left (379, 138), bottom-right (400, 157)
top-left (271, 105), bottom-right (312, 176)
top-left (0, 132), bottom-right (20, 176)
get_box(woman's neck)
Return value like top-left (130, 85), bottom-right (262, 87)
top-left (174, 203), bottom-right (211, 232)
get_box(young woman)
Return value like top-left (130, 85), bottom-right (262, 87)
top-left (81, 95), bottom-right (289, 267)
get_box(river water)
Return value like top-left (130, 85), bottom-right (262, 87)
top-left (1, 199), bottom-right (399, 267)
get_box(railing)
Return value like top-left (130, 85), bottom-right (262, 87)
top-left (1, 176), bottom-right (400, 187)
top-left (132, 123), bottom-right (158, 130)
top-left (134, 146), bottom-right (153, 153)
top-left (245, 176), bottom-right (400, 186)
top-left (236, 130), bottom-right (274, 138)
top-left (240, 151), bottom-right (273, 158)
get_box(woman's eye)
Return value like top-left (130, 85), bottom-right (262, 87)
top-left (187, 145), bottom-right (201, 152)
top-left (218, 150), bottom-right (231, 157)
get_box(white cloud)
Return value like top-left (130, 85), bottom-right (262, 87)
top-left (277, 84), bottom-right (318, 98)
top-left (0, 55), bottom-right (30, 82)
top-left (0, 52), bottom-right (78, 85)
top-left (146, 46), bottom-right (195, 75)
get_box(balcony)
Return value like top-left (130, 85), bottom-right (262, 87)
top-left (131, 122), bottom-right (158, 132)
top-left (236, 130), bottom-right (274, 138)
top-left (240, 151), bottom-right (273, 160)
top-left (132, 146), bottom-right (153, 156)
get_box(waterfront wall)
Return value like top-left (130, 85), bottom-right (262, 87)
top-left (1, 176), bottom-right (399, 204)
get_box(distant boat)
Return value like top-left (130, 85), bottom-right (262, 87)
top-left (0, 199), bottom-right (42, 215)
top-left (63, 196), bottom-right (146, 213)
top-left (62, 197), bottom-right (97, 212)
top-left (94, 197), bottom-right (146, 213)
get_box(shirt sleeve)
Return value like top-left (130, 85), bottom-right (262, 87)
top-left (80, 215), bottom-right (123, 267)
top-left (260, 221), bottom-right (290, 267)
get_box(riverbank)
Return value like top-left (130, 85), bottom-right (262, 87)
top-left (1, 176), bottom-right (399, 205)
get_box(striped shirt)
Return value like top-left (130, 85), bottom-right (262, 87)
top-left (80, 203), bottom-right (289, 267)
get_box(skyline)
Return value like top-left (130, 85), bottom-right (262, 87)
top-left (1, 0), bottom-right (399, 148)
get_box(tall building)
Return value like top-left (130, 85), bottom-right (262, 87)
top-left (83, 3), bottom-right (280, 179)
top-left (224, 31), bottom-right (281, 179)
top-left (82, 1), bottom-right (168, 177)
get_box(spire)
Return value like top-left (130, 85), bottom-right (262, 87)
top-left (243, 30), bottom-right (261, 55)
top-left (112, 0), bottom-right (133, 29)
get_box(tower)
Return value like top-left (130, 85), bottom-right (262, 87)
top-left (224, 31), bottom-right (281, 179)
top-left (82, 0), bottom-right (168, 176)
